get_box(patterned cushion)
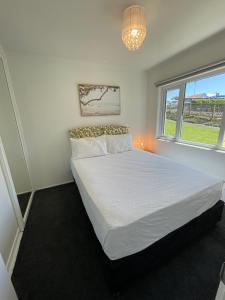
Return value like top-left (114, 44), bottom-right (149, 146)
top-left (102, 125), bottom-right (129, 135)
top-left (69, 125), bottom-right (129, 138)
top-left (69, 126), bottom-right (103, 138)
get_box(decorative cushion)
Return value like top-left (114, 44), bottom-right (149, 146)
top-left (69, 124), bottom-right (129, 138)
top-left (69, 126), bottom-right (103, 138)
top-left (102, 125), bottom-right (129, 135)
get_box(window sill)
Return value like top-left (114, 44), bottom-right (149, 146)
top-left (157, 137), bottom-right (225, 154)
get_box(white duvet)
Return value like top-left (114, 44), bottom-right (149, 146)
top-left (71, 150), bottom-right (224, 260)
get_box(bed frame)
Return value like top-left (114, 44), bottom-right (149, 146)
top-left (69, 126), bottom-right (224, 293)
top-left (99, 200), bottom-right (224, 293)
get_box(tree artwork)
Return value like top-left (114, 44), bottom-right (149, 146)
top-left (78, 84), bottom-right (120, 116)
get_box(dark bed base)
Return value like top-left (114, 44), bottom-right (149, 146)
top-left (100, 200), bottom-right (224, 292)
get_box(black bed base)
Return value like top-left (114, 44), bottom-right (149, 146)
top-left (101, 200), bottom-right (224, 292)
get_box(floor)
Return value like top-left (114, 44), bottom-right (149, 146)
top-left (17, 192), bottom-right (31, 217)
top-left (12, 183), bottom-right (225, 300)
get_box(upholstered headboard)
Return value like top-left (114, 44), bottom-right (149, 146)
top-left (69, 124), bottom-right (129, 138)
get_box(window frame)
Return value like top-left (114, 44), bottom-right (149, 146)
top-left (157, 66), bottom-right (225, 151)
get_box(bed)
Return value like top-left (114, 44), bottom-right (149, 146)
top-left (69, 125), bottom-right (225, 290)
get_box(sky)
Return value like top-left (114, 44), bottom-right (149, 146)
top-left (166, 72), bottom-right (225, 100)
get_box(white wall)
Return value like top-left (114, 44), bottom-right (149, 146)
top-left (7, 52), bottom-right (147, 189)
top-left (0, 158), bottom-right (18, 265)
top-left (146, 29), bottom-right (225, 180)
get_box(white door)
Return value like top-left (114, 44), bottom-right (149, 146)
top-left (0, 253), bottom-right (18, 300)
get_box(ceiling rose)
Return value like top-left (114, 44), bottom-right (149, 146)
top-left (122, 5), bottom-right (147, 51)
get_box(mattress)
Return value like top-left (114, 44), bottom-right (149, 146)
top-left (71, 150), bottom-right (224, 260)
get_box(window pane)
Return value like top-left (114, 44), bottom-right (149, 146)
top-left (164, 89), bottom-right (180, 137)
top-left (181, 73), bottom-right (225, 145)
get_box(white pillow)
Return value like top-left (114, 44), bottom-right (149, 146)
top-left (106, 134), bottom-right (133, 154)
top-left (70, 135), bottom-right (108, 160)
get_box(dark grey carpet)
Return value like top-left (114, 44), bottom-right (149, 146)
top-left (17, 192), bottom-right (31, 217)
top-left (12, 183), bottom-right (225, 300)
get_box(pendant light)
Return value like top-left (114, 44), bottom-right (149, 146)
top-left (122, 5), bottom-right (147, 51)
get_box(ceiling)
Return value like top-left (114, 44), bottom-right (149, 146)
top-left (0, 0), bottom-right (225, 70)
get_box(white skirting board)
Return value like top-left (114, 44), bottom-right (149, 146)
top-left (23, 191), bottom-right (35, 225)
top-left (6, 190), bottom-right (35, 275)
top-left (35, 180), bottom-right (74, 192)
top-left (6, 228), bottom-right (23, 276)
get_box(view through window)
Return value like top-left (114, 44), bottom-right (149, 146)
top-left (164, 89), bottom-right (179, 137)
top-left (161, 70), bottom-right (225, 148)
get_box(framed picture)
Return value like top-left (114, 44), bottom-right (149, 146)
top-left (78, 84), bottom-right (120, 116)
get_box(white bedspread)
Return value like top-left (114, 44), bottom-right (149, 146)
top-left (71, 150), bottom-right (224, 260)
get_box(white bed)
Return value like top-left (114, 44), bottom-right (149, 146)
top-left (71, 149), bottom-right (224, 260)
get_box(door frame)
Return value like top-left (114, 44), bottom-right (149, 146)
top-left (0, 137), bottom-right (24, 230)
top-left (0, 45), bottom-right (34, 228)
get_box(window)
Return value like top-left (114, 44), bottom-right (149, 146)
top-left (164, 88), bottom-right (180, 137)
top-left (158, 69), bottom-right (225, 150)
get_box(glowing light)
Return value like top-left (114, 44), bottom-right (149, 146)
top-left (122, 5), bottom-right (147, 51)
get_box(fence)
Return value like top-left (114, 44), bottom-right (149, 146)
top-left (166, 102), bottom-right (225, 127)
top-left (183, 103), bottom-right (224, 120)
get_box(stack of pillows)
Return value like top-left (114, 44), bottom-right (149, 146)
top-left (70, 125), bottom-right (133, 160)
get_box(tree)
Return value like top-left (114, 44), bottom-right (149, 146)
top-left (79, 84), bottom-right (118, 106)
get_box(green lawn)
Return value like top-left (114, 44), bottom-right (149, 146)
top-left (165, 119), bottom-right (225, 146)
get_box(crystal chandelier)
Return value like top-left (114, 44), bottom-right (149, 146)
top-left (122, 5), bottom-right (147, 51)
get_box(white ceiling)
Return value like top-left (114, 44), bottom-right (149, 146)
top-left (0, 0), bottom-right (225, 70)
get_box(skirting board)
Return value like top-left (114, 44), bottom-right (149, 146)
top-left (6, 191), bottom-right (35, 274)
top-left (35, 180), bottom-right (74, 191)
top-left (6, 228), bottom-right (23, 276)
top-left (23, 190), bottom-right (35, 225)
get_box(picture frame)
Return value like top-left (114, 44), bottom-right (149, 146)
top-left (78, 84), bottom-right (121, 116)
